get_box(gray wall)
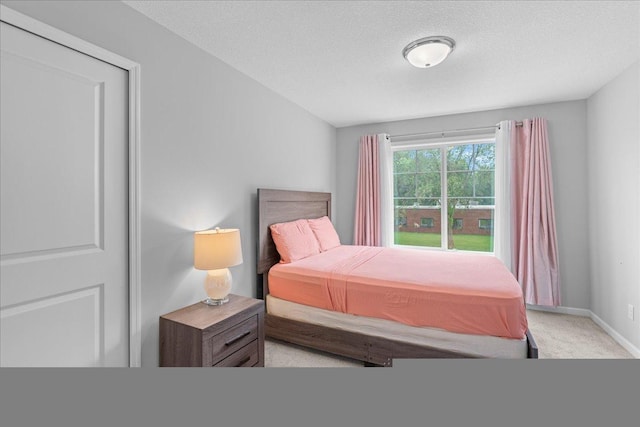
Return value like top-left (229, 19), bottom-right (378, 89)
top-left (2, 1), bottom-right (336, 366)
top-left (587, 61), bottom-right (639, 351)
top-left (336, 101), bottom-right (590, 310)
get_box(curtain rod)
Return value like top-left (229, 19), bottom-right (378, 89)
top-left (389, 121), bottom-right (523, 140)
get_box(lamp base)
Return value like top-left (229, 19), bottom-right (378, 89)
top-left (202, 268), bottom-right (232, 306)
top-left (203, 296), bottom-right (229, 306)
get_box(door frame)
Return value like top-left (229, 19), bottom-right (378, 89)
top-left (1, 5), bottom-right (142, 367)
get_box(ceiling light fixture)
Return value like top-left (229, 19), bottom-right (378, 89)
top-left (402, 36), bottom-right (456, 68)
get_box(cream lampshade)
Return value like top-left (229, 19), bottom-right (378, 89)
top-left (194, 227), bottom-right (243, 305)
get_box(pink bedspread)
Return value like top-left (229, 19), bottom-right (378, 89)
top-left (268, 245), bottom-right (528, 339)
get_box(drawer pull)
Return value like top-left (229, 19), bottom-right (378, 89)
top-left (236, 356), bottom-right (251, 367)
top-left (225, 331), bottom-right (251, 346)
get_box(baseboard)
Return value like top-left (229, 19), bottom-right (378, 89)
top-left (589, 312), bottom-right (640, 359)
top-left (526, 304), bottom-right (591, 317)
top-left (527, 304), bottom-right (640, 358)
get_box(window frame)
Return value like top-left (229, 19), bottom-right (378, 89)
top-left (390, 133), bottom-right (496, 253)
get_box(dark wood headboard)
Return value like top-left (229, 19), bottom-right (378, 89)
top-left (256, 188), bottom-right (331, 298)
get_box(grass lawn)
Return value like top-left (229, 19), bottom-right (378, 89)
top-left (394, 231), bottom-right (493, 252)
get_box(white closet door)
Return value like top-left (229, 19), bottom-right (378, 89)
top-left (0, 20), bottom-right (129, 367)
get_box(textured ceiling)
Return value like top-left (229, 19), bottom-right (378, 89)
top-left (123, 1), bottom-right (640, 128)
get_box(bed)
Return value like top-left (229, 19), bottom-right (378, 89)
top-left (257, 188), bottom-right (538, 365)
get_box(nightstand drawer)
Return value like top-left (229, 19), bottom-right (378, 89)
top-left (210, 314), bottom-right (258, 364)
top-left (213, 341), bottom-right (259, 367)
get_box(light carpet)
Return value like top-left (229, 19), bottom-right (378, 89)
top-left (264, 310), bottom-right (634, 367)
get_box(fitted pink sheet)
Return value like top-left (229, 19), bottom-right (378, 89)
top-left (268, 245), bottom-right (528, 339)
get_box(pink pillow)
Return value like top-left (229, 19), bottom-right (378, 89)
top-left (307, 216), bottom-right (341, 252)
top-left (269, 219), bottom-right (321, 263)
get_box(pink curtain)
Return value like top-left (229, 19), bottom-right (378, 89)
top-left (354, 135), bottom-right (381, 246)
top-left (511, 118), bottom-right (561, 306)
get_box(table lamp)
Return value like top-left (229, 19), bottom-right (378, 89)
top-left (193, 227), bottom-right (243, 305)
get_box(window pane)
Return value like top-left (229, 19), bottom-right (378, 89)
top-left (394, 174), bottom-right (415, 198)
top-left (446, 143), bottom-right (495, 253)
top-left (475, 144), bottom-right (495, 169)
top-left (447, 144), bottom-right (473, 171)
top-left (394, 148), bottom-right (442, 248)
top-left (393, 150), bottom-right (416, 173)
top-left (448, 143), bottom-right (495, 171)
top-left (415, 173), bottom-right (441, 199)
top-left (416, 149), bottom-right (440, 172)
top-left (447, 171), bottom-right (473, 199)
top-left (474, 171), bottom-right (494, 198)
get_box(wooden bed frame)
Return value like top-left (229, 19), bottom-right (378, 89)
top-left (257, 188), bottom-right (538, 365)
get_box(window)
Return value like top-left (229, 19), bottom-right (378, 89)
top-left (392, 138), bottom-right (495, 252)
top-left (420, 217), bottom-right (434, 228)
top-left (478, 219), bottom-right (493, 230)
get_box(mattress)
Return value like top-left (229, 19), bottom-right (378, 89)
top-left (266, 295), bottom-right (528, 359)
top-left (268, 245), bottom-right (528, 339)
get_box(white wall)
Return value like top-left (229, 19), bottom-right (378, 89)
top-left (336, 101), bottom-right (590, 310)
top-left (2, 0), bottom-right (336, 366)
top-left (587, 61), bottom-right (639, 351)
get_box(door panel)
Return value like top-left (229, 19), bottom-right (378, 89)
top-left (1, 50), bottom-right (102, 257)
top-left (1, 286), bottom-right (102, 367)
top-left (0, 21), bottom-right (129, 367)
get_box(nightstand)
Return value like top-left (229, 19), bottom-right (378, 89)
top-left (159, 294), bottom-right (265, 367)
